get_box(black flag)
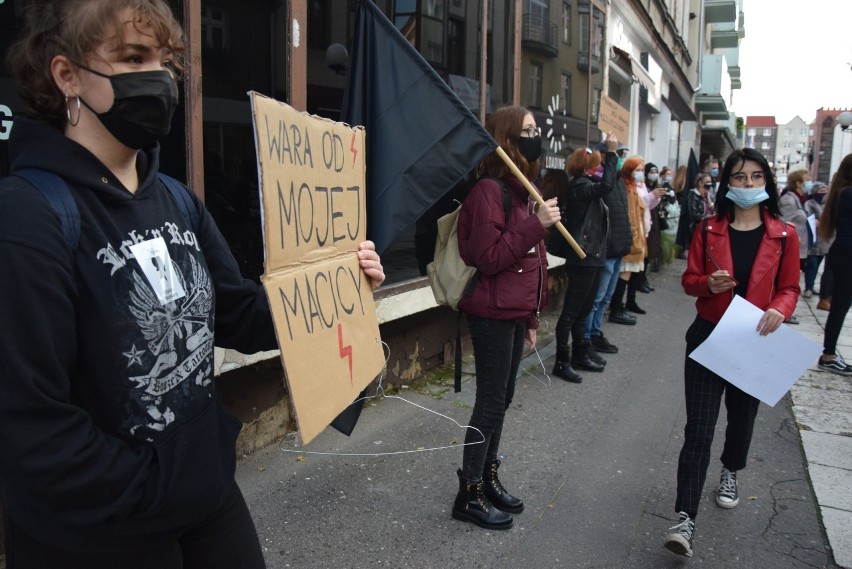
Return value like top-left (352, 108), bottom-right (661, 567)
top-left (341, 0), bottom-right (497, 255)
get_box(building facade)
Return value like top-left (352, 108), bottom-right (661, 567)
top-left (809, 107), bottom-right (852, 184)
top-left (744, 115), bottom-right (777, 167)
top-left (774, 115), bottom-right (810, 175)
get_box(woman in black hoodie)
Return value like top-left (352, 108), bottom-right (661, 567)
top-left (0, 1), bottom-right (384, 567)
top-left (550, 133), bottom-right (619, 383)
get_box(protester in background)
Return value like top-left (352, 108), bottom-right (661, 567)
top-left (673, 165), bottom-right (689, 202)
top-left (778, 169), bottom-right (811, 325)
top-left (703, 157), bottom-right (721, 206)
top-left (816, 153), bottom-right (852, 375)
top-left (803, 182), bottom-right (830, 298)
top-left (643, 162), bottom-right (666, 278)
top-left (684, 173), bottom-right (713, 246)
top-left (664, 148), bottom-right (799, 558)
top-left (454, 106), bottom-right (560, 530)
top-left (610, 157), bottom-right (649, 317)
top-left (673, 164), bottom-right (690, 258)
top-left (0, 2), bottom-right (385, 566)
top-left (550, 134), bottom-right (619, 384)
top-left (659, 166), bottom-right (681, 238)
top-left (584, 140), bottom-right (636, 351)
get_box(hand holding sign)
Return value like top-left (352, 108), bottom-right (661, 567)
top-left (250, 92), bottom-right (384, 444)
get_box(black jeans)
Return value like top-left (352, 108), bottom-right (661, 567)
top-left (462, 315), bottom-right (526, 482)
top-left (823, 242), bottom-right (852, 356)
top-left (4, 483), bottom-right (266, 569)
top-left (675, 317), bottom-right (760, 519)
top-left (555, 265), bottom-right (602, 349)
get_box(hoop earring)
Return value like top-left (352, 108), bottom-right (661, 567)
top-left (66, 95), bottom-right (81, 127)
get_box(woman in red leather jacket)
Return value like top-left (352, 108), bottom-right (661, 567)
top-left (451, 106), bottom-right (560, 531)
top-left (664, 148), bottom-right (800, 558)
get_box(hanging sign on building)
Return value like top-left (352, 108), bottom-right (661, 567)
top-left (598, 94), bottom-right (630, 142)
top-left (249, 91), bottom-right (384, 445)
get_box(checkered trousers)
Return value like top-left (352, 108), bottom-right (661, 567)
top-left (674, 316), bottom-right (760, 518)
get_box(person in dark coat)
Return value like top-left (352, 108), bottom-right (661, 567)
top-left (582, 142), bottom-right (637, 353)
top-left (549, 133), bottom-right (619, 383)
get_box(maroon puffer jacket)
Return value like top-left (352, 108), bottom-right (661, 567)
top-left (457, 176), bottom-right (550, 328)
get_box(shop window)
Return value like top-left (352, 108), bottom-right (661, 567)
top-left (201, 5), bottom-right (228, 51)
top-left (561, 73), bottom-right (571, 114)
top-left (530, 62), bottom-right (542, 109)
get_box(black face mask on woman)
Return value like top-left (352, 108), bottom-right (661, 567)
top-left (77, 65), bottom-right (179, 149)
top-left (517, 135), bottom-right (542, 162)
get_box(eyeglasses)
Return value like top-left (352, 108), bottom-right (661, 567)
top-left (520, 126), bottom-right (538, 138)
top-left (729, 171), bottom-right (766, 185)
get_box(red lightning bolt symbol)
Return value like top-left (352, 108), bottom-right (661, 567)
top-left (350, 132), bottom-right (358, 168)
top-left (338, 323), bottom-right (353, 385)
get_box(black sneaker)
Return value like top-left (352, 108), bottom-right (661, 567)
top-left (591, 335), bottom-right (619, 354)
top-left (663, 512), bottom-right (695, 557)
top-left (716, 467), bottom-right (739, 508)
top-left (818, 355), bottom-right (852, 376)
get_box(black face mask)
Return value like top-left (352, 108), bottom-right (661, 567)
top-left (517, 135), bottom-right (542, 163)
top-left (78, 65), bottom-right (178, 149)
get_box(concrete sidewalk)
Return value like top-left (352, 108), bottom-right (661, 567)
top-left (237, 258), bottom-right (847, 568)
top-left (789, 282), bottom-right (852, 568)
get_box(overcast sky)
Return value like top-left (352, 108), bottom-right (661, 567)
top-left (729, 0), bottom-right (852, 124)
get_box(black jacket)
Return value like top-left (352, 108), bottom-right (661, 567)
top-left (604, 176), bottom-right (632, 260)
top-left (554, 151), bottom-right (618, 267)
top-left (0, 118), bottom-right (277, 552)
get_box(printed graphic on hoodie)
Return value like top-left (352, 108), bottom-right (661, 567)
top-left (120, 239), bottom-right (213, 438)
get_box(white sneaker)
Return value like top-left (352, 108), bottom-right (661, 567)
top-left (716, 467), bottom-right (739, 508)
top-left (663, 511), bottom-right (695, 557)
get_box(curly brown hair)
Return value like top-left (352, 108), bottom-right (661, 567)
top-left (477, 106), bottom-right (540, 182)
top-left (6, 0), bottom-right (186, 126)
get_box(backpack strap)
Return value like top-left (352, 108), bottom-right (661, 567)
top-left (13, 168), bottom-right (80, 251)
top-left (158, 173), bottom-right (200, 233)
top-left (11, 170), bottom-right (200, 254)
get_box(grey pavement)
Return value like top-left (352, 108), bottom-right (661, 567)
top-left (237, 258), bottom-right (848, 568)
top-left (790, 267), bottom-right (852, 569)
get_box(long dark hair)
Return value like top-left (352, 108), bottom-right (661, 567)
top-left (714, 148), bottom-right (781, 221)
top-left (819, 152), bottom-right (852, 241)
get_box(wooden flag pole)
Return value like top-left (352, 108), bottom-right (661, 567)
top-left (495, 147), bottom-right (586, 259)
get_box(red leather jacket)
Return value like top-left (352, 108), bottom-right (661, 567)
top-left (682, 210), bottom-right (800, 323)
top-left (457, 176), bottom-right (549, 328)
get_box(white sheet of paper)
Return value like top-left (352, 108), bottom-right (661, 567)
top-left (689, 295), bottom-right (823, 406)
top-left (807, 214), bottom-right (817, 244)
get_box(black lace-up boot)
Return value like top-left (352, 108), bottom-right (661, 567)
top-left (452, 469), bottom-right (513, 530)
top-left (482, 459), bottom-right (524, 514)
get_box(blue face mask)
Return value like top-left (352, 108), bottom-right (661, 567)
top-left (726, 185), bottom-right (769, 209)
top-left (804, 180), bottom-right (814, 194)
top-left (710, 168), bottom-right (719, 178)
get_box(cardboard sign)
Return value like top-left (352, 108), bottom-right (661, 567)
top-left (249, 92), bottom-right (383, 444)
top-left (597, 94), bottom-right (630, 142)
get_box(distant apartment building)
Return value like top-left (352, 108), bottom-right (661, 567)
top-left (744, 116), bottom-right (777, 168)
top-left (775, 116), bottom-right (810, 175)
top-left (809, 107), bottom-right (852, 184)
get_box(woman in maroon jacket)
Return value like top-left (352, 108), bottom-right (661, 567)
top-left (451, 106), bottom-right (560, 531)
top-left (664, 148), bottom-right (800, 558)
